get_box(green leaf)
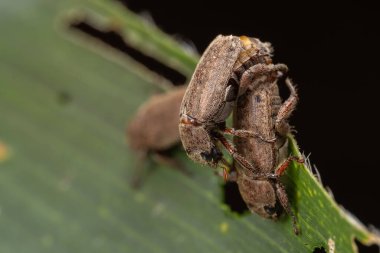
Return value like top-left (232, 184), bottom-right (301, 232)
top-left (0, 0), bottom-right (379, 252)
top-left (65, 0), bottom-right (198, 78)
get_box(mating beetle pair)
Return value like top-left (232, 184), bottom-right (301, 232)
top-left (128, 34), bottom-right (302, 234)
top-left (179, 35), bottom-right (302, 234)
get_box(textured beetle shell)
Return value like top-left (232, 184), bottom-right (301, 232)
top-left (127, 86), bottom-right (186, 152)
top-left (234, 80), bottom-right (288, 218)
top-left (178, 123), bottom-right (218, 166)
top-left (180, 35), bottom-right (243, 124)
top-left (237, 174), bottom-right (278, 219)
top-left (234, 82), bottom-right (281, 171)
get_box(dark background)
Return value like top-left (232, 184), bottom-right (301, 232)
top-left (124, 0), bottom-right (379, 250)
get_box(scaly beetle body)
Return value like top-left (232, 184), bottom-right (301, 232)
top-left (234, 73), bottom-right (302, 234)
top-left (179, 35), bottom-right (286, 173)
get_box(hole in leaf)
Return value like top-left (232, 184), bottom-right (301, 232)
top-left (223, 181), bottom-right (248, 214)
top-left (354, 239), bottom-right (379, 253)
top-left (57, 91), bottom-right (72, 105)
top-left (313, 247), bottom-right (326, 253)
top-left (68, 21), bottom-right (186, 85)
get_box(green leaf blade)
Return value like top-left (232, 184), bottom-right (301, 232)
top-left (0, 1), bottom-right (378, 252)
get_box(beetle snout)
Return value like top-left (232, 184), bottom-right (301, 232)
top-left (200, 147), bottom-right (222, 165)
top-left (184, 149), bottom-right (220, 168)
top-left (264, 204), bottom-right (282, 219)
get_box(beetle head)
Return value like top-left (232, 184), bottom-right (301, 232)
top-left (179, 120), bottom-right (222, 167)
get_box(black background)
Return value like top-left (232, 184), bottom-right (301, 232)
top-left (124, 0), bottom-right (379, 250)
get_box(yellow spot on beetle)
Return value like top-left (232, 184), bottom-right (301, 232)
top-left (239, 36), bottom-right (251, 47)
top-left (219, 222), bottom-right (229, 234)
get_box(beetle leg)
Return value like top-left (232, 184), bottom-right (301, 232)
top-left (130, 151), bottom-right (154, 189)
top-left (239, 63), bottom-right (288, 94)
top-left (275, 155), bottom-right (305, 176)
top-left (215, 132), bottom-right (253, 169)
top-left (218, 157), bottom-right (237, 182)
top-left (275, 78), bottom-right (298, 136)
top-left (221, 127), bottom-right (276, 142)
top-left (215, 132), bottom-right (278, 180)
top-left (275, 181), bottom-right (300, 235)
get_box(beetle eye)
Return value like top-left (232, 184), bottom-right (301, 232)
top-left (200, 148), bottom-right (222, 163)
top-left (211, 147), bottom-right (222, 159)
top-left (200, 151), bottom-right (212, 162)
top-left (264, 205), bottom-right (277, 215)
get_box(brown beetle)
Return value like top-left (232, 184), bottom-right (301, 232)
top-left (233, 71), bottom-right (302, 234)
top-left (179, 35), bottom-right (287, 176)
top-left (127, 86), bottom-right (188, 187)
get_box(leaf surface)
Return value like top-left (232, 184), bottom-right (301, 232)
top-left (0, 1), bottom-right (378, 252)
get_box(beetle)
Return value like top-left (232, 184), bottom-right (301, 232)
top-left (179, 35), bottom-right (287, 176)
top-left (127, 86), bottom-right (188, 187)
top-left (233, 70), bottom-right (302, 234)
